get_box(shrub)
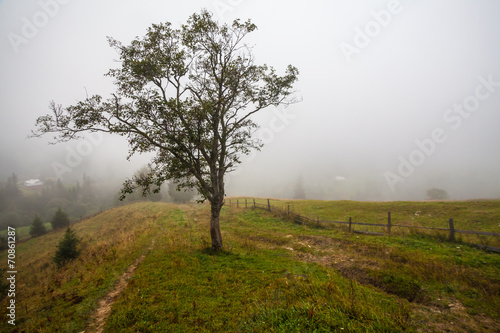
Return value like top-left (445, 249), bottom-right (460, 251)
top-left (51, 207), bottom-right (70, 230)
top-left (29, 215), bottom-right (47, 237)
top-left (53, 227), bottom-right (80, 267)
top-left (426, 188), bottom-right (449, 200)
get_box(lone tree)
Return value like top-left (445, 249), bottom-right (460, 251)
top-left (51, 207), bottom-right (70, 230)
top-left (29, 215), bottom-right (47, 237)
top-left (426, 188), bottom-right (449, 200)
top-left (31, 10), bottom-right (299, 251)
top-left (53, 227), bottom-right (80, 268)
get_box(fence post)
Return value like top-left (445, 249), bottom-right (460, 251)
top-left (449, 218), bottom-right (455, 242)
top-left (317, 216), bottom-right (320, 227)
top-left (253, 198), bottom-right (256, 208)
top-left (237, 199), bottom-right (239, 208)
top-left (287, 205), bottom-right (290, 217)
top-left (245, 198), bottom-right (247, 208)
top-left (267, 199), bottom-right (271, 211)
top-left (387, 211), bottom-right (391, 234)
top-left (229, 199), bottom-right (231, 206)
top-left (349, 217), bottom-right (352, 233)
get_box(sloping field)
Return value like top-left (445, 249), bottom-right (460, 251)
top-left (0, 201), bottom-right (498, 332)
top-left (235, 198), bottom-right (500, 233)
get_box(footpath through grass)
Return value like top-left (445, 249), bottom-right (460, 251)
top-left (0, 202), bottom-right (177, 333)
top-left (0, 201), bottom-right (498, 332)
top-left (105, 205), bottom-right (412, 332)
top-left (105, 203), bottom-right (499, 332)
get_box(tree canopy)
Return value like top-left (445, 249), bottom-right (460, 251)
top-left (32, 10), bottom-right (299, 250)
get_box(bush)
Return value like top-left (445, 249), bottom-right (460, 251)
top-left (53, 227), bottom-right (80, 267)
top-left (51, 207), bottom-right (70, 230)
top-left (29, 215), bottom-right (47, 237)
top-left (426, 188), bottom-right (449, 200)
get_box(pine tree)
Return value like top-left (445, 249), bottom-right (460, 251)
top-left (51, 207), bottom-right (70, 230)
top-left (29, 215), bottom-right (47, 237)
top-left (53, 227), bottom-right (80, 267)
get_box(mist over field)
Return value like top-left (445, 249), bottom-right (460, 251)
top-left (1, 0), bottom-right (500, 201)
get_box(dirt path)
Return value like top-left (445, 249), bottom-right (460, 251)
top-left (81, 239), bottom-right (155, 333)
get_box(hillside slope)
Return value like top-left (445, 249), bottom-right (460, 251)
top-left (0, 201), bottom-right (498, 332)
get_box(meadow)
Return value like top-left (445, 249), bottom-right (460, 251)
top-left (0, 200), bottom-right (498, 332)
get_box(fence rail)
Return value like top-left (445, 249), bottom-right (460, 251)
top-left (225, 198), bottom-right (500, 252)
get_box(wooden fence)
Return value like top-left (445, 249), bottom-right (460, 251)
top-left (225, 198), bottom-right (500, 253)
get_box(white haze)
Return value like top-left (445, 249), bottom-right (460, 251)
top-left (0, 0), bottom-right (499, 201)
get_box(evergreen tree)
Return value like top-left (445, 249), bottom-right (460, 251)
top-left (29, 215), bottom-right (47, 237)
top-left (51, 207), bottom-right (70, 230)
top-left (53, 227), bottom-right (80, 267)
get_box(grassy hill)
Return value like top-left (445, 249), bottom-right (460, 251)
top-left (0, 200), bottom-right (499, 332)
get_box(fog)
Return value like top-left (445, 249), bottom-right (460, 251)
top-left (1, 0), bottom-right (499, 201)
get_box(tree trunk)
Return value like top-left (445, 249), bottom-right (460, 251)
top-left (210, 201), bottom-right (223, 251)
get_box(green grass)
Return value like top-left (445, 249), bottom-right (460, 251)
top-left (105, 207), bottom-right (412, 332)
top-left (0, 222), bottom-right (52, 240)
top-left (0, 202), bottom-right (176, 333)
top-left (0, 200), bottom-right (498, 332)
top-left (235, 198), bottom-right (500, 246)
top-left (240, 198), bottom-right (500, 229)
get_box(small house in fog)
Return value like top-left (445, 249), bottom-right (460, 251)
top-left (24, 179), bottom-right (44, 189)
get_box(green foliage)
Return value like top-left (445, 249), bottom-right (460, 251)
top-left (53, 227), bottom-right (80, 267)
top-left (51, 207), bottom-right (70, 230)
top-left (120, 167), bottom-right (163, 203)
top-left (29, 215), bottom-right (47, 237)
top-left (31, 10), bottom-right (299, 251)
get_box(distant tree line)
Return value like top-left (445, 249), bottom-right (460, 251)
top-left (0, 170), bottom-right (197, 231)
top-left (0, 173), bottom-right (106, 230)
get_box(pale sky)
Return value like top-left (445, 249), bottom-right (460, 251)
top-left (1, 0), bottom-right (499, 200)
